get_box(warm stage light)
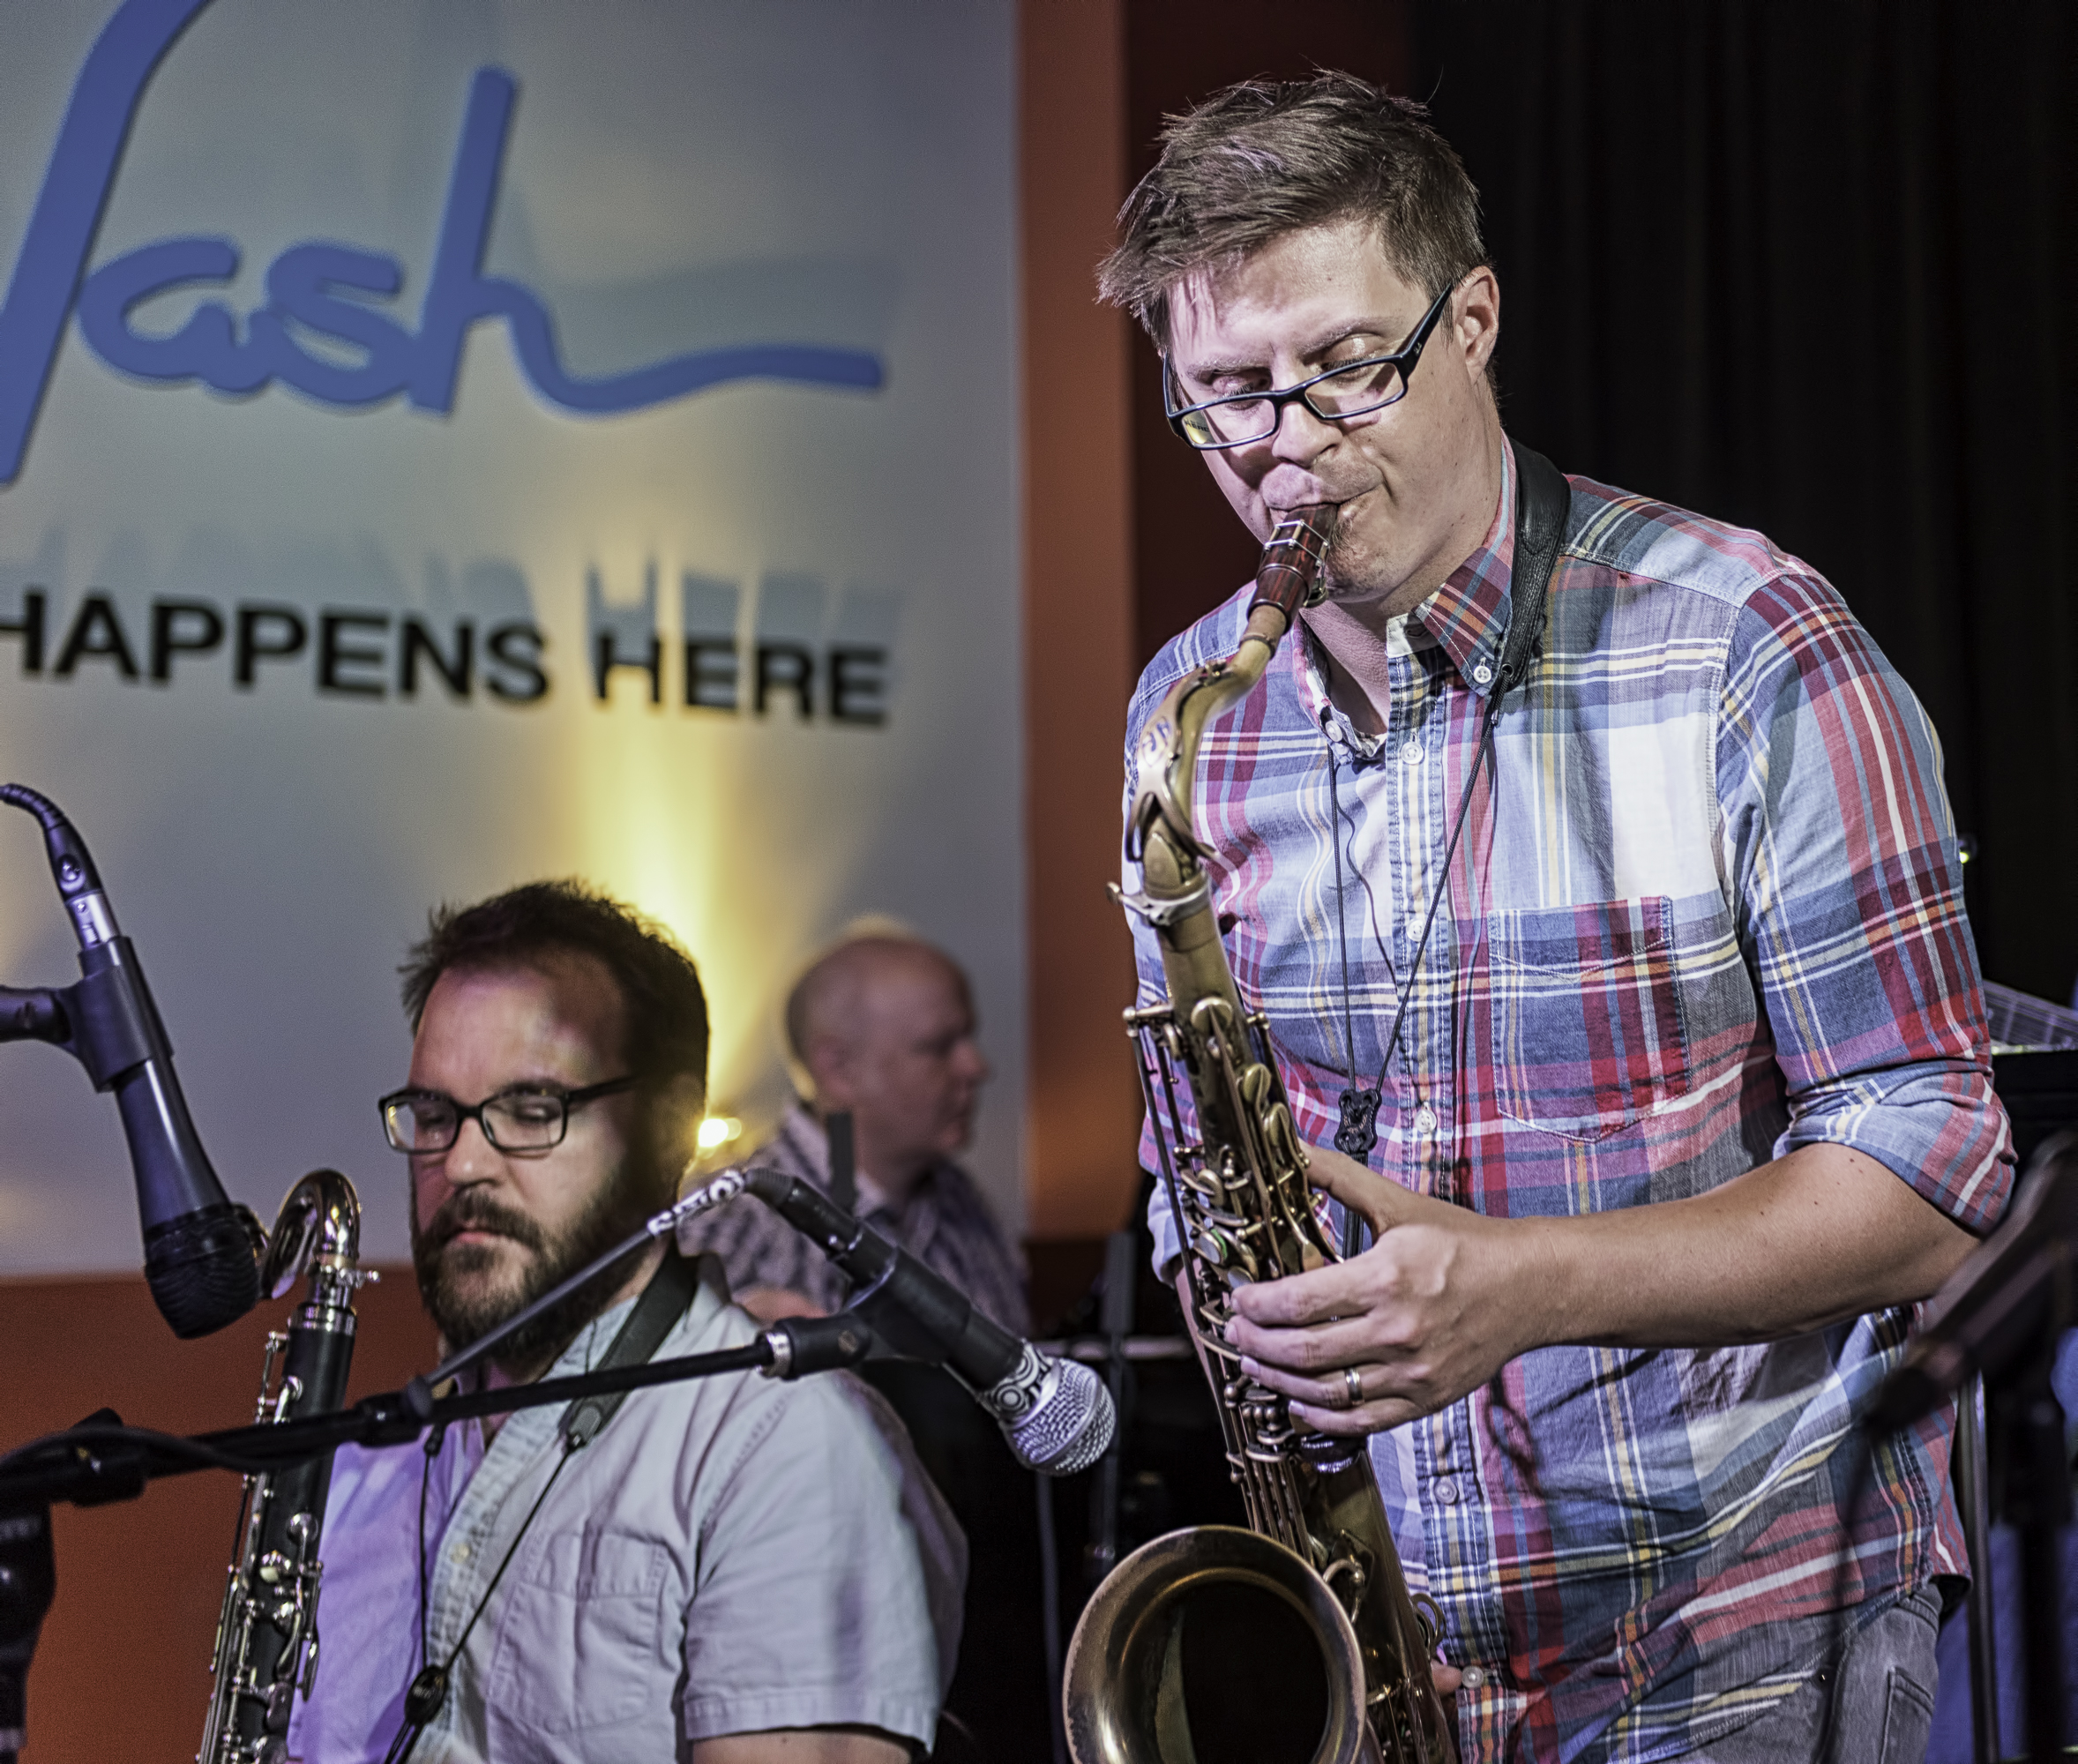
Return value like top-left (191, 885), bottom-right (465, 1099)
top-left (697, 1115), bottom-right (743, 1152)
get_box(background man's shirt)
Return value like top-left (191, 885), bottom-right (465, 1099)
top-left (291, 1259), bottom-right (966, 1762)
top-left (681, 1102), bottom-right (1030, 1334)
top-left (1126, 442), bottom-right (2012, 1762)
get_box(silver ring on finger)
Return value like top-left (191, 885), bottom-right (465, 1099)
top-left (1342, 1366), bottom-right (1364, 1409)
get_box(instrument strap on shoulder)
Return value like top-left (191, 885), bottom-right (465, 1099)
top-left (559, 1246), bottom-right (703, 1449)
top-left (1493, 442), bottom-right (1573, 699)
top-left (1328, 438), bottom-right (1574, 1212)
top-left (385, 1247), bottom-right (707, 1764)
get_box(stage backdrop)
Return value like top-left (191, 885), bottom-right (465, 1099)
top-left (0, 0), bottom-right (1022, 1272)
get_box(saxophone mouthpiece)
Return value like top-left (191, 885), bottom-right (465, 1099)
top-left (1250, 503), bottom-right (1335, 623)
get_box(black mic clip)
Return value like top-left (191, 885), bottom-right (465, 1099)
top-left (0, 941), bottom-right (176, 1095)
top-left (0, 782), bottom-right (171, 1093)
top-left (759, 1312), bottom-right (875, 1381)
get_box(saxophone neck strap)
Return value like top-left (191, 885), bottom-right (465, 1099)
top-left (1325, 439), bottom-right (1573, 1185)
top-left (385, 1246), bottom-right (706, 1764)
top-left (1491, 441), bottom-right (1572, 702)
top-left (559, 1245), bottom-right (704, 1449)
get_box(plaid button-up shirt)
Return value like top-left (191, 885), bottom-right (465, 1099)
top-left (677, 1103), bottom-right (1030, 1335)
top-left (1129, 442), bottom-right (2012, 1761)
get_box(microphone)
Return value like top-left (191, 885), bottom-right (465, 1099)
top-left (1865, 1130), bottom-right (2078, 1435)
top-left (718, 1165), bottom-right (1116, 1476)
top-left (0, 785), bottom-right (258, 1338)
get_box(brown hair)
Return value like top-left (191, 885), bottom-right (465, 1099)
top-left (400, 878), bottom-right (708, 1102)
top-left (1098, 71), bottom-right (1488, 353)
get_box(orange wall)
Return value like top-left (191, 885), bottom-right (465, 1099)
top-left (7, 1268), bottom-right (437, 1763)
top-left (1020, 0), bottom-right (1415, 1237)
top-left (1020, 0), bottom-right (1143, 1240)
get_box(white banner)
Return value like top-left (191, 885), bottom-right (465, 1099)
top-left (0, 0), bottom-right (1021, 1271)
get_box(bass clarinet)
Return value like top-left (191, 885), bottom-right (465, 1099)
top-left (199, 1170), bottom-right (370, 1764)
top-left (1065, 506), bottom-right (1456, 1764)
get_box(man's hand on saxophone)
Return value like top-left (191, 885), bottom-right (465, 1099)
top-left (1225, 1140), bottom-right (1977, 1437)
top-left (1221, 1144), bottom-right (1540, 1435)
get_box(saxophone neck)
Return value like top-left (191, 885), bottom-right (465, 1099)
top-left (1125, 504), bottom-right (1333, 910)
top-left (259, 1169), bottom-right (364, 1306)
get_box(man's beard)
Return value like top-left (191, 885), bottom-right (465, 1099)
top-left (410, 1155), bottom-right (669, 1371)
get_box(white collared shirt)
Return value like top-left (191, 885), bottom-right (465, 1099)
top-left (290, 1258), bottom-right (966, 1760)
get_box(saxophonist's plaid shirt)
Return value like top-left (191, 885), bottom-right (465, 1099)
top-left (1130, 442), bottom-right (2012, 1762)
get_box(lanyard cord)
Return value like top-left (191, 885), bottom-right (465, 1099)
top-left (1325, 736), bottom-right (1364, 1098)
top-left (379, 1251), bottom-right (696, 1763)
top-left (1327, 684), bottom-right (1505, 1235)
top-left (1372, 692), bottom-right (1503, 1102)
top-left (415, 1426), bottom-right (438, 1689)
top-left (385, 1435), bottom-right (576, 1764)
top-left (1316, 444), bottom-right (1565, 1251)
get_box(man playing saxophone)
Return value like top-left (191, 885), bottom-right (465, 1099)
top-left (288, 881), bottom-right (963, 1763)
top-left (1104, 75), bottom-right (2011, 1764)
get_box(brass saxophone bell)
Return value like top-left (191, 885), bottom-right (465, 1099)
top-left (1064, 1525), bottom-right (1371, 1764)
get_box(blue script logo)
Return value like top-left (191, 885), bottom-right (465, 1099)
top-left (0, 0), bottom-right (885, 485)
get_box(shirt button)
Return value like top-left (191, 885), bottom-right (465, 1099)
top-left (1433, 1476), bottom-right (1460, 1505)
top-left (1461, 1664), bottom-right (1489, 1691)
top-left (1400, 742), bottom-right (1424, 765)
top-left (1472, 662), bottom-right (1493, 685)
top-left (450, 1543), bottom-right (472, 1564)
top-left (1413, 1104), bottom-right (1439, 1136)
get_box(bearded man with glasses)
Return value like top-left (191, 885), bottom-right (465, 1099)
top-left (1104, 73), bottom-right (2011, 1764)
top-left (290, 880), bottom-right (963, 1764)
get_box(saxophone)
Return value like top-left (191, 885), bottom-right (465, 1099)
top-left (1064, 508), bottom-right (1456, 1764)
top-left (198, 1170), bottom-right (370, 1764)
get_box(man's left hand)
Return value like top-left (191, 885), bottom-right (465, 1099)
top-left (1226, 1137), bottom-right (1981, 1437)
top-left (1225, 1144), bottom-right (1544, 1434)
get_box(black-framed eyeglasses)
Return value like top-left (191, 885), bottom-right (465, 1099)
top-left (378, 1076), bottom-right (639, 1155)
top-left (1162, 277), bottom-right (1460, 452)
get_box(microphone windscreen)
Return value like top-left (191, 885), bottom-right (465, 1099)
top-left (1006, 1357), bottom-right (1116, 1476)
top-left (143, 1202), bottom-right (260, 1338)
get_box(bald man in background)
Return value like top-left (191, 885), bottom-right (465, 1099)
top-left (680, 931), bottom-right (1028, 1334)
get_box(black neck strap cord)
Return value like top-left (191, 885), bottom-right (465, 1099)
top-left (1327, 698), bottom-right (1505, 1162)
top-left (385, 1435), bottom-right (574, 1764)
top-left (1326, 745), bottom-right (1369, 1149)
top-left (383, 1248), bottom-right (701, 1764)
top-left (1327, 445), bottom-right (1571, 1251)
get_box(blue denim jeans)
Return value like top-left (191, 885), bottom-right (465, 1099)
top-left (1678, 1584), bottom-right (1945, 1764)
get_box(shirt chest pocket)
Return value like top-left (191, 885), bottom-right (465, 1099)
top-left (1487, 896), bottom-right (1692, 1141)
top-left (488, 1528), bottom-right (676, 1737)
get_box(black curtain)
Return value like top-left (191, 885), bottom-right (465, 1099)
top-left (1416, 1), bottom-right (2078, 1002)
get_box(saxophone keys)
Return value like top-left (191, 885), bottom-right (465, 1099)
top-left (264, 1679), bottom-right (297, 1729)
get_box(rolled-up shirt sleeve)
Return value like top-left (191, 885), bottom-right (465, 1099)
top-left (1715, 573), bottom-right (2014, 1231)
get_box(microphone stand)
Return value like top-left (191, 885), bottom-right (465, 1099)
top-left (0, 1311), bottom-right (871, 1764)
top-left (1868, 1130), bottom-right (2076, 1759)
top-left (412, 1161), bottom-right (983, 1405)
top-left (1985, 1255), bottom-right (2072, 1761)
